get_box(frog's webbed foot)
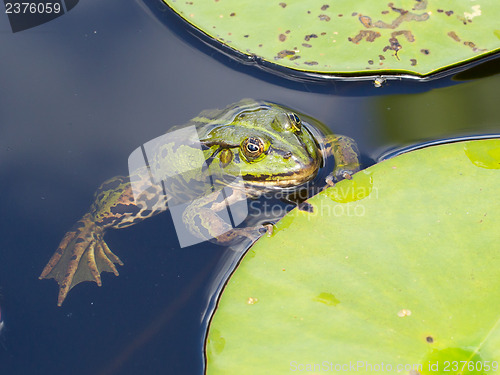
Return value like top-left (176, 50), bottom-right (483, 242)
top-left (213, 225), bottom-right (266, 245)
top-left (39, 213), bottom-right (123, 306)
top-left (325, 170), bottom-right (354, 187)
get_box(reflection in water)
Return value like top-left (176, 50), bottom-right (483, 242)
top-left (377, 134), bottom-right (500, 161)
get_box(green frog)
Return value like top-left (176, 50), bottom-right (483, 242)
top-left (39, 99), bottom-right (360, 306)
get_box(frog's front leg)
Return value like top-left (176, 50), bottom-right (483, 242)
top-left (321, 134), bottom-right (361, 186)
top-left (40, 176), bottom-right (165, 306)
top-left (182, 187), bottom-right (263, 245)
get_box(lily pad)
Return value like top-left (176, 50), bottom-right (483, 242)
top-left (206, 139), bottom-right (500, 374)
top-left (162, 0), bottom-right (500, 80)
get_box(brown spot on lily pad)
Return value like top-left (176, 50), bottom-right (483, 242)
top-left (368, 60), bottom-right (374, 65)
top-left (321, 4), bottom-right (329, 11)
top-left (290, 55), bottom-right (301, 61)
top-left (410, 58), bottom-right (417, 66)
top-left (348, 30), bottom-right (381, 43)
top-left (229, 12), bottom-right (235, 16)
top-left (392, 30), bottom-right (415, 42)
top-left (448, 31), bottom-right (461, 42)
top-left (304, 34), bottom-right (318, 41)
top-left (318, 14), bottom-right (331, 21)
top-left (279, 33), bottom-right (286, 42)
top-left (304, 61), bottom-right (318, 65)
top-left (275, 49), bottom-right (296, 59)
top-left (302, 43), bottom-right (312, 48)
top-left (420, 49), bottom-right (430, 54)
top-left (279, 2), bottom-right (286, 8)
top-left (359, 15), bottom-right (373, 28)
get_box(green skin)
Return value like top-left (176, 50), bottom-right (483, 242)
top-left (39, 99), bottom-right (360, 306)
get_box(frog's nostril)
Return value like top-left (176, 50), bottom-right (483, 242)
top-left (283, 151), bottom-right (292, 159)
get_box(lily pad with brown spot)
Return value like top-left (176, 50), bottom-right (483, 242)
top-left (206, 139), bottom-right (500, 374)
top-left (161, 0), bottom-right (500, 81)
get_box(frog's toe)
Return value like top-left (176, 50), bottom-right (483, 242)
top-left (40, 214), bottom-right (123, 306)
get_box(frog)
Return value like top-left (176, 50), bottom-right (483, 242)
top-left (39, 99), bottom-right (360, 306)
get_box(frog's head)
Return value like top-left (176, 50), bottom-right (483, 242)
top-left (201, 101), bottom-right (322, 189)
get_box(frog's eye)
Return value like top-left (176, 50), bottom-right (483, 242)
top-left (286, 113), bottom-right (302, 132)
top-left (242, 137), bottom-right (265, 161)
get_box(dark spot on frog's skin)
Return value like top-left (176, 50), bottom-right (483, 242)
top-left (144, 195), bottom-right (160, 209)
top-left (70, 255), bottom-right (78, 260)
top-left (72, 221), bottom-right (86, 230)
top-left (368, 60), bottom-right (374, 65)
top-left (298, 202), bottom-right (314, 213)
top-left (304, 61), bottom-right (318, 66)
top-left (283, 151), bottom-right (292, 159)
top-left (420, 49), bottom-right (430, 55)
top-left (321, 4), bottom-right (329, 10)
top-left (132, 217), bottom-right (144, 224)
top-left (75, 238), bottom-right (85, 244)
top-left (141, 209), bottom-right (152, 217)
top-left (302, 43), bottom-right (312, 48)
top-left (410, 59), bottom-right (417, 66)
top-left (279, 34), bottom-right (286, 42)
top-left (110, 203), bottom-right (141, 216)
top-left (304, 34), bottom-right (318, 41)
top-left (99, 178), bottom-right (124, 192)
top-left (279, 2), bottom-right (286, 8)
top-left (426, 336), bottom-right (434, 343)
top-left (318, 14), bottom-right (331, 21)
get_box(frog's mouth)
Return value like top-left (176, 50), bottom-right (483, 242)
top-left (241, 157), bottom-right (321, 190)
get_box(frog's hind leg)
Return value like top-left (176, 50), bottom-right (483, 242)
top-left (39, 213), bottom-right (123, 306)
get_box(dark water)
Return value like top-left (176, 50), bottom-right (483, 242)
top-left (0, 1), bottom-right (499, 374)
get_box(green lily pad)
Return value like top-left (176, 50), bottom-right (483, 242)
top-left (206, 139), bottom-right (500, 374)
top-left (163, 0), bottom-right (500, 80)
